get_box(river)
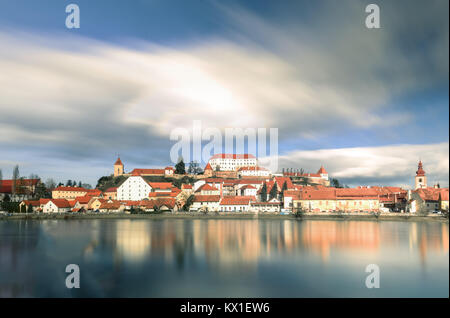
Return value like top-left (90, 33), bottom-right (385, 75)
top-left (0, 219), bottom-right (448, 297)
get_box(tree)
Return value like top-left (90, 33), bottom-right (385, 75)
top-left (12, 165), bottom-right (19, 194)
top-left (35, 181), bottom-right (49, 199)
top-left (269, 181), bottom-right (278, 200)
top-left (82, 183), bottom-right (92, 189)
top-left (215, 165), bottom-right (220, 172)
top-left (182, 195), bottom-right (195, 211)
top-left (280, 181), bottom-right (288, 199)
top-left (78, 181), bottom-right (82, 187)
top-left (331, 178), bottom-right (343, 188)
top-left (0, 169), bottom-right (2, 192)
top-left (260, 183), bottom-right (268, 202)
top-left (28, 203), bottom-right (34, 213)
top-left (175, 157), bottom-right (186, 175)
top-left (66, 180), bottom-right (73, 187)
top-left (45, 179), bottom-right (56, 191)
top-left (187, 161), bottom-right (203, 175)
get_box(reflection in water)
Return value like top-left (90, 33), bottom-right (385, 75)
top-left (0, 219), bottom-right (448, 297)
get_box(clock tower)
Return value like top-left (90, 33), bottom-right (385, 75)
top-left (415, 160), bottom-right (427, 189)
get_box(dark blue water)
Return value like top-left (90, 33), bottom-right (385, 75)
top-left (0, 219), bottom-right (448, 297)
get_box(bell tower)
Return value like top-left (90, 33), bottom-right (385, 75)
top-left (114, 157), bottom-right (124, 177)
top-left (415, 160), bottom-right (427, 189)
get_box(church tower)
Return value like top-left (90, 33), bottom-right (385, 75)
top-left (415, 160), bottom-right (427, 189)
top-left (114, 157), bottom-right (124, 177)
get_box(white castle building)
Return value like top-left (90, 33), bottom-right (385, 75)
top-left (208, 154), bottom-right (257, 171)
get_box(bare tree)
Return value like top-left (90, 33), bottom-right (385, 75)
top-left (12, 165), bottom-right (19, 194)
top-left (45, 178), bottom-right (56, 191)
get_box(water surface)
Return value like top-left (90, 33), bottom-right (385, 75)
top-left (0, 219), bottom-right (448, 297)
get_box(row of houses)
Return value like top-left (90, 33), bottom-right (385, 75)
top-left (20, 196), bottom-right (178, 213)
top-left (8, 158), bottom-right (449, 215)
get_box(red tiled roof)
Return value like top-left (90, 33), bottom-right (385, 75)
top-left (181, 184), bottom-right (193, 189)
top-left (274, 177), bottom-right (294, 190)
top-left (53, 186), bottom-right (87, 192)
top-left (238, 166), bottom-right (268, 171)
top-left (204, 163), bottom-right (213, 171)
top-left (39, 198), bottom-right (50, 205)
top-left (440, 189), bottom-right (449, 201)
top-left (130, 168), bottom-right (165, 175)
top-left (49, 199), bottom-right (71, 208)
top-left (195, 184), bottom-right (219, 192)
top-left (75, 195), bottom-right (92, 204)
top-left (114, 157), bottom-right (123, 166)
top-left (99, 201), bottom-right (121, 210)
top-left (21, 200), bottom-right (40, 206)
top-left (238, 179), bottom-right (265, 185)
top-left (104, 187), bottom-right (118, 193)
top-left (210, 154), bottom-right (256, 159)
top-left (415, 188), bottom-right (448, 202)
top-left (193, 195), bottom-right (221, 202)
top-left (241, 185), bottom-right (257, 190)
top-left (148, 182), bottom-right (173, 190)
top-left (0, 179), bottom-right (40, 187)
top-left (317, 165), bottom-right (328, 174)
top-left (86, 189), bottom-right (102, 196)
top-left (139, 198), bottom-right (176, 209)
top-left (300, 189), bottom-right (337, 200)
top-left (220, 196), bottom-right (256, 205)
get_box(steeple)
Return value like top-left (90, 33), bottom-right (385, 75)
top-left (416, 160), bottom-right (425, 176)
top-left (114, 156), bottom-right (124, 177)
top-left (415, 160), bottom-right (427, 189)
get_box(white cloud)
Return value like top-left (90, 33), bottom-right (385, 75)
top-left (276, 142), bottom-right (449, 188)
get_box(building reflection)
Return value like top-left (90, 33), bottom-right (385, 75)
top-left (2, 219), bottom-right (447, 297)
top-left (81, 219), bottom-right (448, 269)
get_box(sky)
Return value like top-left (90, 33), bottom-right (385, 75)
top-left (0, 0), bottom-right (448, 188)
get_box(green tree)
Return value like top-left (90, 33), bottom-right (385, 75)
top-left (0, 169), bottom-right (3, 192)
top-left (35, 181), bottom-right (49, 199)
top-left (175, 157), bottom-right (186, 175)
top-left (331, 178), bottom-right (343, 188)
top-left (260, 183), bottom-right (268, 202)
top-left (28, 203), bottom-right (34, 213)
top-left (281, 181), bottom-right (288, 199)
top-left (269, 181), bottom-right (278, 200)
top-left (66, 180), bottom-right (73, 187)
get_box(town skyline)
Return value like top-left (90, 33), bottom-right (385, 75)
top-left (0, 0), bottom-right (448, 188)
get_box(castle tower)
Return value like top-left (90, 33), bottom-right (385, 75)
top-left (415, 160), bottom-right (427, 189)
top-left (114, 157), bottom-right (124, 177)
top-left (204, 162), bottom-right (213, 177)
top-left (317, 165), bottom-right (328, 180)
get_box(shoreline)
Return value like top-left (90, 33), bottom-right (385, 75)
top-left (1, 212), bottom-right (448, 222)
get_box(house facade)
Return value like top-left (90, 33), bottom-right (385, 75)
top-left (117, 175), bottom-right (152, 201)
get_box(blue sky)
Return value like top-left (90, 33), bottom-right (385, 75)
top-left (0, 0), bottom-right (448, 188)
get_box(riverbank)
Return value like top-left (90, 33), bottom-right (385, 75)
top-left (1, 212), bottom-right (448, 222)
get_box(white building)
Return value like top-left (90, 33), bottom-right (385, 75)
top-left (190, 195), bottom-right (221, 212)
top-left (250, 199), bottom-right (282, 212)
top-left (208, 154), bottom-right (257, 171)
top-left (219, 196), bottom-right (255, 212)
top-left (43, 199), bottom-right (71, 213)
top-left (238, 166), bottom-right (270, 177)
top-left (117, 175), bottom-right (152, 201)
top-left (239, 185), bottom-right (258, 197)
